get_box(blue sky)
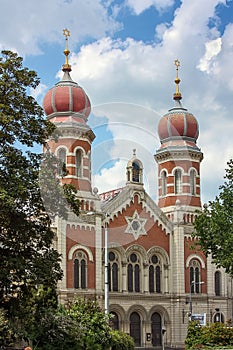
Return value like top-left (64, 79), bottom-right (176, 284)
top-left (1, 0), bottom-right (233, 204)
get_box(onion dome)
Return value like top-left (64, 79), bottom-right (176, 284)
top-left (43, 28), bottom-right (91, 124)
top-left (157, 60), bottom-right (199, 149)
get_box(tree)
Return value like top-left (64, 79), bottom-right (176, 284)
top-left (66, 297), bottom-right (112, 350)
top-left (0, 50), bottom-right (79, 343)
top-left (193, 159), bottom-right (233, 276)
top-left (30, 297), bottom-right (112, 350)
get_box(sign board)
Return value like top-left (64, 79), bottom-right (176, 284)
top-left (191, 313), bottom-right (206, 326)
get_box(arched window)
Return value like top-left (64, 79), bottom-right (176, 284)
top-left (57, 148), bottom-right (66, 176)
top-left (76, 149), bottom-right (83, 177)
top-left (108, 251), bottom-right (119, 292)
top-left (130, 312), bottom-right (141, 346)
top-left (215, 271), bottom-right (221, 296)
top-left (74, 251), bottom-right (87, 289)
top-left (161, 171), bottom-right (167, 196)
top-left (132, 162), bottom-right (140, 182)
top-left (190, 260), bottom-right (201, 293)
top-left (127, 170), bottom-right (130, 182)
top-left (127, 253), bottom-right (140, 292)
top-left (190, 169), bottom-right (196, 195)
top-left (149, 254), bottom-right (161, 293)
top-left (174, 169), bottom-right (182, 194)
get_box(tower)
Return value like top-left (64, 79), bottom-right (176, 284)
top-left (155, 60), bottom-right (203, 222)
top-left (43, 29), bottom-right (95, 198)
top-left (42, 30), bottom-right (102, 297)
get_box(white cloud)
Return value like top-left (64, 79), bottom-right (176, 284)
top-left (30, 83), bottom-right (47, 101)
top-left (0, 0), bottom-right (121, 56)
top-left (0, 0), bottom-right (232, 203)
top-left (125, 0), bottom-right (175, 15)
top-left (67, 0), bottom-right (232, 202)
top-left (198, 38), bottom-right (222, 73)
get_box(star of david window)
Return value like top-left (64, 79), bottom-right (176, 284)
top-left (125, 210), bottom-right (147, 240)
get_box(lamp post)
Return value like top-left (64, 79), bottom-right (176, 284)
top-left (189, 281), bottom-right (204, 320)
top-left (104, 217), bottom-right (109, 316)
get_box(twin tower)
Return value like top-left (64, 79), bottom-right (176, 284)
top-left (43, 39), bottom-right (203, 220)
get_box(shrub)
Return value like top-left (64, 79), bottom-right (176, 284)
top-left (110, 330), bottom-right (135, 350)
top-left (185, 321), bottom-right (233, 349)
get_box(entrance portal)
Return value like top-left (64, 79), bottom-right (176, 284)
top-left (130, 312), bottom-right (141, 346)
top-left (151, 312), bottom-right (162, 346)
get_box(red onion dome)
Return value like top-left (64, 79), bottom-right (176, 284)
top-left (43, 29), bottom-right (91, 124)
top-left (158, 104), bottom-right (199, 143)
top-left (43, 71), bottom-right (91, 123)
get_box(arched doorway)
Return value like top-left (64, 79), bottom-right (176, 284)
top-left (151, 312), bottom-right (162, 346)
top-left (130, 312), bottom-right (141, 346)
top-left (214, 312), bottom-right (224, 323)
top-left (110, 311), bottom-right (119, 330)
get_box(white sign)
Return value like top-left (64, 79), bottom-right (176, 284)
top-left (191, 313), bottom-right (206, 326)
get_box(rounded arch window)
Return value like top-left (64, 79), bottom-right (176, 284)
top-left (57, 148), bottom-right (67, 176)
top-left (132, 162), bottom-right (140, 182)
top-left (74, 250), bottom-right (87, 289)
top-left (189, 259), bottom-right (201, 293)
top-left (214, 271), bottom-right (221, 296)
top-left (108, 251), bottom-right (119, 292)
top-left (75, 149), bottom-right (83, 177)
top-left (161, 170), bottom-right (167, 196)
top-left (190, 169), bottom-right (196, 195)
top-left (149, 254), bottom-right (161, 293)
top-left (127, 253), bottom-right (140, 292)
top-left (174, 168), bottom-right (182, 194)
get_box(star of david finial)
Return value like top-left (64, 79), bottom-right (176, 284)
top-left (174, 59), bottom-right (180, 69)
top-left (62, 28), bottom-right (71, 71)
top-left (173, 59), bottom-right (182, 101)
top-left (63, 28), bottom-right (70, 40)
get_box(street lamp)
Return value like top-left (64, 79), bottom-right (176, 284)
top-left (104, 216), bottom-right (109, 316)
top-left (189, 281), bottom-right (204, 320)
top-left (86, 211), bottom-right (109, 316)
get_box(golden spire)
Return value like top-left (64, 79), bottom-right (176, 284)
top-left (62, 28), bottom-right (71, 71)
top-left (173, 59), bottom-right (182, 101)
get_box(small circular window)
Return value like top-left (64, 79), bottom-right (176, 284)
top-left (109, 252), bottom-right (115, 261)
top-left (130, 253), bottom-right (137, 263)
top-left (152, 255), bottom-right (158, 264)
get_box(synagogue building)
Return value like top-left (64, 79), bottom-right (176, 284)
top-left (42, 33), bottom-right (233, 348)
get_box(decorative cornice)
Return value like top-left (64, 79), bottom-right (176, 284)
top-left (49, 125), bottom-right (95, 142)
top-left (155, 148), bottom-right (203, 162)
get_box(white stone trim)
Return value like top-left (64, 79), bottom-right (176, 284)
top-left (186, 254), bottom-right (205, 268)
top-left (68, 244), bottom-right (94, 262)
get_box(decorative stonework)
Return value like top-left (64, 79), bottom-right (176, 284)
top-left (125, 210), bottom-right (147, 240)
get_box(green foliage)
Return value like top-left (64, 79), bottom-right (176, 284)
top-left (65, 297), bottom-right (112, 350)
top-left (110, 329), bottom-right (135, 350)
top-left (26, 306), bottom-right (82, 350)
top-left (193, 159), bottom-right (233, 276)
top-left (0, 50), bottom-right (81, 345)
top-left (0, 308), bottom-right (16, 347)
top-left (29, 297), bottom-right (112, 350)
top-left (39, 149), bottom-right (80, 220)
top-left (185, 321), bottom-right (233, 349)
top-left (0, 50), bottom-right (77, 346)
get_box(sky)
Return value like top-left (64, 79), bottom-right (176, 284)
top-left (1, 0), bottom-right (233, 205)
